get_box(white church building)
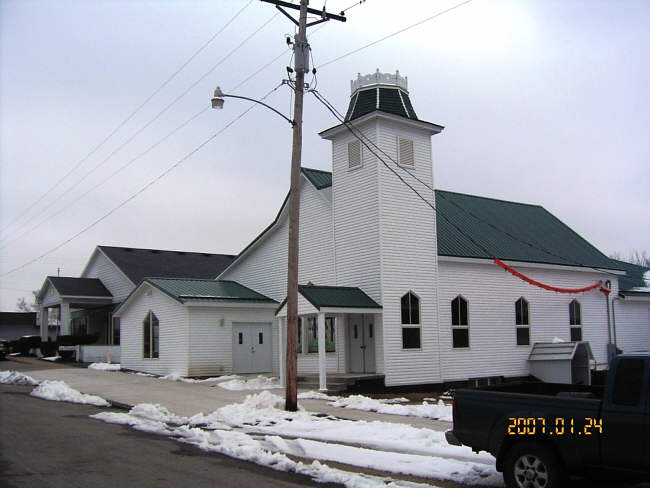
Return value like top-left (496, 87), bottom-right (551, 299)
top-left (42, 71), bottom-right (650, 388)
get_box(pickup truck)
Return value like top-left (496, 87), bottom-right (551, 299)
top-left (446, 354), bottom-right (649, 488)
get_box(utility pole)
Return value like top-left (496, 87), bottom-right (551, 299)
top-left (259, 0), bottom-right (345, 411)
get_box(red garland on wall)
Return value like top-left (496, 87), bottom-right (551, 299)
top-left (493, 258), bottom-right (611, 296)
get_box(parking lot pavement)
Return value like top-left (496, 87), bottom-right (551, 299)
top-left (2, 357), bottom-right (452, 431)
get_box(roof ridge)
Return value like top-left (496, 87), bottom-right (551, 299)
top-left (299, 284), bottom-right (361, 290)
top-left (147, 277), bottom-right (220, 282)
top-left (435, 189), bottom-right (543, 208)
top-left (301, 167), bottom-right (331, 174)
top-left (98, 245), bottom-right (235, 257)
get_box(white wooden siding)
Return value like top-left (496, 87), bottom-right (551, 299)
top-left (376, 119), bottom-right (440, 386)
top-left (119, 284), bottom-right (189, 376)
top-left (221, 177), bottom-right (335, 301)
top-left (438, 261), bottom-right (613, 381)
top-left (82, 250), bottom-right (134, 301)
top-left (187, 307), bottom-right (275, 376)
top-left (331, 120), bottom-right (382, 302)
top-left (614, 300), bottom-right (650, 353)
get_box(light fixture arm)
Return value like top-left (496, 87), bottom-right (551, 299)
top-left (212, 87), bottom-right (295, 126)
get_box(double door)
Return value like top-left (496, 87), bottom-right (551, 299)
top-left (232, 323), bottom-right (272, 373)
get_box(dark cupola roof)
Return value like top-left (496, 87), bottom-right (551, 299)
top-left (344, 70), bottom-right (418, 122)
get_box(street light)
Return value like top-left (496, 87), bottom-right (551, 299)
top-left (211, 86), bottom-right (295, 126)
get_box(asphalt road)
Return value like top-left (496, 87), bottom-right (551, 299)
top-left (0, 384), bottom-right (342, 488)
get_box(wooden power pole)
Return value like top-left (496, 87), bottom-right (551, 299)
top-left (259, 0), bottom-right (345, 411)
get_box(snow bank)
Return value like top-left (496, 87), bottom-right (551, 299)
top-left (88, 362), bottom-right (121, 371)
top-left (30, 380), bottom-right (110, 407)
top-left (42, 356), bottom-right (61, 362)
top-left (91, 393), bottom-right (501, 487)
top-left (298, 390), bottom-right (340, 401)
top-left (552, 337), bottom-right (565, 343)
top-left (329, 395), bottom-right (453, 421)
top-left (218, 375), bottom-right (282, 391)
top-left (0, 370), bottom-right (39, 386)
top-left (160, 373), bottom-right (235, 383)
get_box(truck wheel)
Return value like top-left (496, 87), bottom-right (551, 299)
top-left (503, 441), bottom-right (566, 488)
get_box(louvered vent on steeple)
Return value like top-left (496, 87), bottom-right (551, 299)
top-left (344, 69), bottom-right (418, 122)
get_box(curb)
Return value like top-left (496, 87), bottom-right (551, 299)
top-left (107, 399), bottom-right (133, 411)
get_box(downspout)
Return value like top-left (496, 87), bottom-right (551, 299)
top-left (603, 280), bottom-right (613, 364)
top-left (611, 296), bottom-right (620, 352)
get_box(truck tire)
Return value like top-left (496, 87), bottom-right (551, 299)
top-left (503, 441), bottom-right (566, 488)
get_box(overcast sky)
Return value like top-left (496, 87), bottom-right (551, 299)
top-left (1, 0), bottom-right (648, 310)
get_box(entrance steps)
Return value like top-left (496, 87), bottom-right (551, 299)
top-left (297, 373), bottom-right (385, 394)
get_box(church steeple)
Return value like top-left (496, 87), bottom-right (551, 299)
top-left (344, 69), bottom-right (418, 122)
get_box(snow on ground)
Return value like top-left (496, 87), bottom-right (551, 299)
top-left (30, 380), bottom-right (110, 407)
top-left (207, 392), bottom-right (490, 464)
top-left (160, 373), bottom-right (237, 384)
top-left (93, 408), bottom-right (437, 488)
top-left (88, 362), bottom-right (121, 371)
top-left (0, 370), bottom-right (39, 386)
top-left (42, 356), bottom-right (61, 362)
top-left (92, 391), bottom-right (500, 487)
top-left (329, 395), bottom-right (452, 422)
top-left (298, 390), bottom-right (340, 401)
top-left (217, 375), bottom-right (282, 391)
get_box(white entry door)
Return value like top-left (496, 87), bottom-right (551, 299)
top-left (348, 315), bottom-right (376, 373)
top-left (232, 323), bottom-right (272, 374)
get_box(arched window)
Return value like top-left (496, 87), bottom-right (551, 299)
top-left (143, 310), bottom-right (159, 359)
top-left (451, 296), bottom-right (469, 348)
top-left (569, 300), bottom-right (582, 341)
top-left (401, 292), bottom-right (421, 349)
top-left (515, 298), bottom-right (530, 346)
top-left (401, 291), bottom-right (420, 325)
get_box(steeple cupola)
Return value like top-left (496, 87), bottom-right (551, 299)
top-left (344, 69), bottom-right (418, 122)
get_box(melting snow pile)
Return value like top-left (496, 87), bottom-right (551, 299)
top-left (88, 362), bottom-right (121, 371)
top-left (297, 390), bottom-right (340, 401)
top-left (328, 395), bottom-right (453, 421)
top-left (160, 373), bottom-right (236, 384)
top-left (0, 370), bottom-right (39, 386)
top-left (217, 375), bottom-right (282, 391)
top-left (92, 391), bottom-right (501, 486)
top-left (30, 380), bottom-right (110, 407)
top-left (42, 356), bottom-right (62, 362)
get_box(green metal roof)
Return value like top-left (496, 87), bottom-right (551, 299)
top-left (434, 190), bottom-right (619, 270)
top-left (610, 259), bottom-right (649, 292)
top-left (145, 278), bottom-right (276, 304)
top-left (301, 167), bottom-right (332, 189)
top-left (296, 284), bottom-right (381, 310)
top-left (345, 86), bottom-right (419, 122)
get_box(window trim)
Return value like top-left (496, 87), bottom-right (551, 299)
top-left (515, 297), bottom-right (530, 346)
top-left (142, 310), bottom-right (159, 360)
top-left (451, 295), bottom-right (470, 348)
top-left (569, 299), bottom-right (582, 341)
top-left (401, 291), bottom-right (422, 350)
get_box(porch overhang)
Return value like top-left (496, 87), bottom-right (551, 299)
top-left (276, 284), bottom-right (381, 317)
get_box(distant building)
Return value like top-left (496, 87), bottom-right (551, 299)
top-left (0, 312), bottom-right (39, 341)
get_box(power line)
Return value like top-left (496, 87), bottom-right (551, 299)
top-left (0, 84), bottom-right (285, 279)
top-left (319, 0), bottom-right (473, 68)
top-left (0, 10), bottom-right (279, 246)
top-left (310, 89), bottom-right (620, 278)
top-left (0, 0), bottom-right (254, 239)
top-left (0, 108), bottom-right (210, 250)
